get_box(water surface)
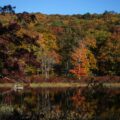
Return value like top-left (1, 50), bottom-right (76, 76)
top-left (0, 84), bottom-right (120, 120)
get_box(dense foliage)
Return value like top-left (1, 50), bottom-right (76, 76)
top-left (0, 5), bottom-right (120, 81)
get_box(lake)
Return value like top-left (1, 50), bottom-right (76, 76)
top-left (0, 83), bottom-right (120, 120)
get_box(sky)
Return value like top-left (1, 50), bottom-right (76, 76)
top-left (0, 0), bottom-right (120, 15)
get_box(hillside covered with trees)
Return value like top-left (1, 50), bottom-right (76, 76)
top-left (0, 5), bottom-right (120, 82)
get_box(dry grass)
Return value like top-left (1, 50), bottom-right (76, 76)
top-left (0, 83), bottom-right (120, 88)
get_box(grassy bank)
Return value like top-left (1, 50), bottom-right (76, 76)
top-left (0, 83), bottom-right (120, 88)
top-left (29, 83), bottom-right (86, 88)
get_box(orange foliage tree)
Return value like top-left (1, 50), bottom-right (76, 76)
top-left (69, 41), bottom-right (96, 79)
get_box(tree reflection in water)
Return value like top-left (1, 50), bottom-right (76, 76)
top-left (0, 83), bottom-right (120, 120)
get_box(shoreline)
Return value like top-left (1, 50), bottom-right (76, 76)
top-left (0, 83), bottom-right (120, 88)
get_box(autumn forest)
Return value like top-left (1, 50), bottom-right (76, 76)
top-left (0, 5), bottom-right (120, 82)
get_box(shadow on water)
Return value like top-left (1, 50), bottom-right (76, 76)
top-left (0, 82), bottom-right (120, 120)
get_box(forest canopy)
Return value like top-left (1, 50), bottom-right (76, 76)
top-left (0, 5), bottom-right (120, 81)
